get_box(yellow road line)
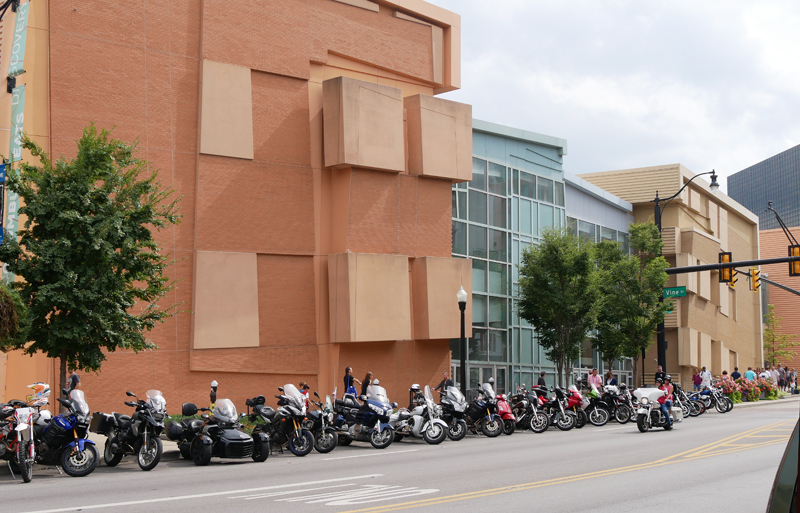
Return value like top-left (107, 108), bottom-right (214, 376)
top-left (341, 422), bottom-right (792, 513)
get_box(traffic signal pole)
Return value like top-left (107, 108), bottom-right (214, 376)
top-left (664, 254), bottom-right (800, 275)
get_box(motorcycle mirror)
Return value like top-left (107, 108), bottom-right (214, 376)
top-left (278, 387), bottom-right (284, 392)
top-left (126, 391), bottom-right (136, 397)
top-left (391, 402), bottom-right (398, 408)
top-left (314, 391), bottom-right (320, 398)
top-left (359, 395), bottom-right (367, 401)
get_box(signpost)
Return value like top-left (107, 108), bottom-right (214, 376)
top-left (663, 286), bottom-right (686, 298)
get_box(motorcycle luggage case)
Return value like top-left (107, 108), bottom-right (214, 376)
top-left (89, 412), bottom-right (115, 435)
top-left (166, 420), bottom-right (184, 441)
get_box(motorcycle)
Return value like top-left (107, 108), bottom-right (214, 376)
top-left (166, 398), bottom-right (268, 465)
top-left (695, 384), bottom-right (733, 413)
top-left (633, 388), bottom-right (680, 432)
top-left (674, 383), bottom-right (704, 416)
top-left (531, 385), bottom-right (575, 431)
top-left (668, 383), bottom-right (692, 418)
top-left (602, 385), bottom-right (632, 424)
top-left (35, 389), bottom-right (98, 477)
top-left (497, 392), bottom-right (517, 435)
top-left (302, 391), bottom-right (338, 454)
top-left (565, 385), bottom-right (587, 429)
top-left (463, 383), bottom-right (503, 437)
top-left (91, 390), bottom-right (167, 471)
top-left (0, 400), bottom-right (36, 483)
top-left (389, 385), bottom-right (448, 444)
top-left (248, 384), bottom-right (315, 456)
top-left (583, 385), bottom-right (611, 426)
top-left (437, 386), bottom-right (469, 441)
top-left (333, 381), bottom-right (396, 449)
top-left (509, 385), bottom-right (548, 434)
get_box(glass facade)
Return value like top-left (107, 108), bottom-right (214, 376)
top-left (728, 143), bottom-right (800, 230)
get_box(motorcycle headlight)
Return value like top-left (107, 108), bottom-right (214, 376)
top-left (640, 398), bottom-right (649, 405)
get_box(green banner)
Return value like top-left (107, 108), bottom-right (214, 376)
top-left (8, 1), bottom-right (30, 77)
top-left (4, 85), bottom-right (25, 283)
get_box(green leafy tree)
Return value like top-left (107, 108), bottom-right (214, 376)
top-left (0, 281), bottom-right (29, 345)
top-left (518, 228), bottom-right (598, 386)
top-left (592, 240), bottom-right (628, 373)
top-left (763, 304), bottom-right (798, 367)
top-left (0, 126), bottom-right (181, 398)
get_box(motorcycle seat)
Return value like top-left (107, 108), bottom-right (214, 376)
top-left (335, 396), bottom-right (360, 409)
top-left (113, 413), bottom-right (132, 428)
top-left (185, 418), bottom-right (204, 433)
top-left (255, 405), bottom-right (276, 419)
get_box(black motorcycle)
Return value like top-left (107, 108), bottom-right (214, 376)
top-left (91, 390), bottom-right (167, 471)
top-left (531, 386), bottom-right (575, 431)
top-left (166, 399), bottom-right (268, 466)
top-left (248, 384), bottom-right (315, 456)
top-left (437, 386), bottom-right (468, 441)
top-left (35, 389), bottom-right (98, 477)
top-left (509, 385), bottom-right (548, 433)
top-left (302, 392), bottom-right (338, 454)
top-left (600, 385), bottom-right (632, 424)
top-left (463, 383), bottom-right (502, 437)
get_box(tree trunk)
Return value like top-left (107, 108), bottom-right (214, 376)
top-left (60, 351), bottom-right (67, 413)
top-left (631, 356), bottom-right (639, 388)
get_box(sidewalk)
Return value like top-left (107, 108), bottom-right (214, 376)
top-left (732, 393), bottom-right (800, 408)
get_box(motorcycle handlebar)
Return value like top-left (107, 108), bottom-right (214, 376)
top-left (56, 398), bottom-right (71, 409)
top-left (124, 401), bottom-right (137, 407)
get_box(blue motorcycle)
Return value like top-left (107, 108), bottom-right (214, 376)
top-left (34, 389), bottom-right (98, 477)
top-left (333, 381), bottom-right (397, 449)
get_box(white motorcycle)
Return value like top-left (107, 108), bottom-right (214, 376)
top-left (633, 388), bottom-right (682, 432)
top-left (389, 385), bottom-right (449, 445)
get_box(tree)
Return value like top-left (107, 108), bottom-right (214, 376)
top-left (763, 304), bottom-right (798, 367)
top-left (518, 228), bottom-right (598, 387)
top-left (0, 281), bottom-right (29, 346)
top-left (0, 126), bottom-right (180, 398)
top-left (592, 240), bottom-right (628, 373)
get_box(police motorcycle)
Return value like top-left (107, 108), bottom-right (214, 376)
top-left (333, 380), bottom-right (397, 449)
top-left (34, 388), bottom-right (99, 477)
top-left (437, 386), bottom-right (469, 441)
top-left (247, 384), bottom-right (315, 457)
top-left (633, 385), bottom-right (681, 432)
top-left (302, 391), bottom-right (338, 454)
top-left (389, 385), bottom-right (448, 445)
top-left (166, 398), bottom-right (268, 465)
top-left (463, 381), bottom-right (503, 437)
top-left (91, 390), bottom-right (167, 471)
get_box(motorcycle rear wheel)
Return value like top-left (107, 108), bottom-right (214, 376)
top-left (61, 444), bottom-right (99, 477)
top-left (103, 439), bottom-right (123, 467)
top-left (337, 435), bottom-right (353, 446)
top-left (724, 397), bottom-right (734, 412)
top-left (289, 429), bottom-right (314, 456)
top-left (136, 436), bottom-right (162, 471)
top-left (314, 427), bottom-right (338, 454)
top-left (252, 439), bottom-right (270, 462)
top-left (530, 412), bottom-right (548, 433)
top-left (18, 442), bottom-right (33, 483)
top-left (588, 407), bottom-right (610, 427)
top-left (502, 419), bottom-right (515, 436)
top-left (636, 413), bottom-right (650, 433)
top-left (423, 423), bottom-right (447, 445)
top-left (179, 441), bottom-right (192, 460)
top-left (481, 418), bottom-right (503, 437)
top-left (680, 402), bottom-right (691, 418)
top-left (447, 419), bottom-right (467, 441)
top-left (191, 437), bottom-right (212, 466)
top-left (369, 427), bottom-right (394, 449)
top-left (615, 405), bottom-right (632, 424)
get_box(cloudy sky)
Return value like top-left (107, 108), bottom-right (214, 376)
top-left (435, 0), bottom-right (800, 192)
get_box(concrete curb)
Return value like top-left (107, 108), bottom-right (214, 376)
top-left (732, 394), bottom-right (800, 408)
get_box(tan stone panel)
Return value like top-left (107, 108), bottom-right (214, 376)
top-left (711, 340), bottom-right (726, 376)
top-left (328, 253), bottom-right (412, 342)
top-left (678, 327), bottom-right (698, 367)
top-left (708, 202), bottom-right (719, 237)
top-left (323, 76), bottom-right (404, 172)
top-left (661, 226), bottom-right (679, 255)
top-left (192, 251), bottom-right (260, 349)
top-left (405, 94), bottom-right (472, 182)
top-left (199, 60), bottom-right (253, 160)
top-left (680, 228), bottom-right (720, 265)
top-left (410, 256), bottom-right (472, 340)
top-left (676, 254), bottom-right (697, 294)
top-left (719, 284), bottom-right (730, 317)
top-left (697, 267), bottom-right (711, 301)
top-left (719, 207), bottom-right (729, 251)
top-left (699, 332), bottom-right (712, 369)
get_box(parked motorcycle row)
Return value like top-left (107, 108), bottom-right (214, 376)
top-left (1, 378), bottom-right (734, 482)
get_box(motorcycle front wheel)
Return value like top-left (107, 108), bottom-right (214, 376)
top-left (530, 411), bottom-right (548, 433)
top-left (636, 413), bottom-right (650, 433)
top-left (680, 402), bottom-right (691, 418)
top-left (481, 417), bottom-right (503, 437)
top-left (447, 419), bottom-right (467, 441)
top-left (615, 405), bottom-right (632, 424)
top-left (369, 426), bottom-right (394, 449)
top-left (714, 398), bottom-right (728, 414)
top-left (554, 412), bottom-right (574, 431)
top-left (191, 437), bottom-right (212, 466)
top-left (502, 419), bottom-right (515, 436)
top-left (289, 429), bottom-right (314, 456)
top-left (252, 439), bottom-right (270, 462)
top-left (61, 444), bottom-right (99, 477)
top-left (103, 439), bottom-right (123, 467)
top-left (575, 409), bottom-right (587, 429)
top-left (17, 441), bottom-right (33, 483)
top-left (314, 427), bottom-right (338, 454)
top-left (423, 423), bottom-right (447, 445)
top-left (724, 397), bottom-right (734, 412)
top-left (136, 436), bottom-right (162, 471)
top-left (588, 407), bottom-right (610, 427)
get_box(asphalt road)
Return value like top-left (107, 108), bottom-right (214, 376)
top-left (4, 397), bottom-right (799, 513)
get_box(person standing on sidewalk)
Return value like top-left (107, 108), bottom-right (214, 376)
top-left (731, 367), bottom-right (742, 380)
top-left (692, 371), bottom-right (702, 391)
top-left (745, 367), bottom-right (757, 381)
top-left (699, 366), bottom-right (712, 389)
top-left (588, 369), bottom-right (602, 390)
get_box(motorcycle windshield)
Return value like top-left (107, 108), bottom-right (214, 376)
top-left (446, 386), bottom-right (466, 404)
top-left (69, 390), bottom-right (90, 415)
top-left (367, 385), bottom-right (389, 404)
top-left (423, 385), bottom-right (435, 408)
top-left (213, 398), bottom-right (237, 422)
top-left (146, 390), bottom-right (167, 413)
top-left (325, 395), bottom-right (333, 412)
top-left (481, 383), bottom-right (496, 400)
top-left (282, 384), bottom-right (306, 413)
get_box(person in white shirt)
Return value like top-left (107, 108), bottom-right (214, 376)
top-left (699, 366), bottom-right (712, 389)
top-left (759, 367), bottom-right (771, 379)
top-left (770, 366), bottom-right (780, 384)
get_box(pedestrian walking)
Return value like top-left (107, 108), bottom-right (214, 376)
top-left (361, 372), bottom-right (373, 396)
top-left (692, 371), bottom-right (702, 391)
top-left (721, 370), bottom-right (730, 380)
top-left (731, 367), bottom-right (741, 380)
top-left (744, 367), bottom-right (756, 381)
top-left (434, 372), bottom-right (454, 392)
top-left (343, 367), bottom-right (361, 395)
top-left (699, 366), bottom-right (712, 389)
top-left (537, 371), bottom-right (547, 387)
top-left (777, 365), bottom-right (786, 391)
top-left (759, 367), bottom-right (771, 380)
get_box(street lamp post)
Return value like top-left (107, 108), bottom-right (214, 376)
top-left (457, 286), bottom-right (468, 397)
top-left (651, 170), bottom-right (720, 375)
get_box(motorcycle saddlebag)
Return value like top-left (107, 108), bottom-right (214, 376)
top-left (166, 420), bottom-right (184, 441)
top-left (89, 412), bottom-right (115, 435)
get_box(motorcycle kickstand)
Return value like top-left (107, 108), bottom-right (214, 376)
top-left (6, 461), bottom-right (15, 480)
top-left (56, 465), bottom-right (64, 475)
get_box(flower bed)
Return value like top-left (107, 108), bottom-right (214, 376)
top-left (734, 377), bottom-right (779, 401)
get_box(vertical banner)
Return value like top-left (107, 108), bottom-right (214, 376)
top-left (3, 86), bottom-right (25, 282)
top-left (8, 1), bottom-right (30, 77)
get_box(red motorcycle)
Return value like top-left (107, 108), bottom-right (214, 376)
top-left (496, 393), bottom-right (516, 435)
top-left (565, 385), bottom-right (587, 428)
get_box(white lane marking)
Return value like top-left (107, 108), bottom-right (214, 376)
top-left (322, 449), bottom-right (418, 461)
top-left (229, 484), bottom-right (357, 500)
top-left (21, 474), bottom-right (383, 513)
top-left (274, 484), bottom-right (439, 506)
top-left (594, 426), bottom-right (632, 432)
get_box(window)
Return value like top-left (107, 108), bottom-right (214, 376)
top-left (469, 225), bottom-right (487, 258)
top-left (489, 330), bottom-right (508, 362)
top-left (512, 169), bottom-right (519, 195)
top-left (538, 177), bottom-right (553, 203)
top-left (488, 162), bottom-right (506, 195)
top-left (472, 259), bottom-right (487, 293)
top-left (489, 229), bottom-right (507, 262)
top-left (520, 199), bottom-right (532, 235)
top-left (578, 221), bottom-right (595, 242)
top-left (601, 227), bottom-right (617, 242)
top-left (489, 196), bottom-right (506, 228)
top-left (619, 232), bottom-right (630, 253)
top-left (468, 190), bottom-right (487, 224)
top-left (472, 295), bottom-right (487, 327)
top-left (457, 191), bottom-right (466, 219)
top-left (554, 182), bottom-right (565, 207)
top-left (469, 328), bottom-right (488, 360)
top-left (489, 262), bottom-right (507, 295)
top-left (471, 158), bottom-right (487, 191)
top-left (540, 204), bottom-right (554, 231)
top-left (452, 221), bottom-right (466, 255)
top-left (511, 197), bottom-right (519, 232)
top-left (520, 171), bottom-right (536, 199)
top-left (489, 297), bottom-right (507, 329)
top-left (520, 328), bottom-right (533, 364)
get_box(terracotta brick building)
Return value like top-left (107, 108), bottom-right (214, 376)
top-left (0, 0), bottom-right (474, 413)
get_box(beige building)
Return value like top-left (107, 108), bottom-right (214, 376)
top-left (579, 164), bottom-right (762, 388)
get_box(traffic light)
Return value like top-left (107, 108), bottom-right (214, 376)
top-left (730, 268), bottom-right (738, 289)
top-left (790, 245), bottom-right (800, 277)
top-left (751, 268), bottom-right (760, 291)
top-left (719, 252), bottom-right (732, 282)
